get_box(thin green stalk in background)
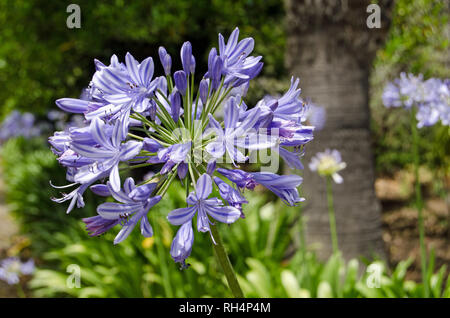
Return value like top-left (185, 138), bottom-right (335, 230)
top-left (296, 193), bottom-right (307, 255)
top-left (16, 284), bottom-right (26, 298)
top-left (411, 109), bottom-right (429, 298)
top-left (210, 223), bottom-right (244, 298)
top-left (265, 201), bottom-right (280, 257)
top-left (296, 203), bottom-right (311, 289)
top-left (326, 176), bottom-right (339, 255)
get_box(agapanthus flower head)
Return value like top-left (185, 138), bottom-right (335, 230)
top-left (0, 257), bottom-right (35, 285)
top-left (309, 149), bottom-right (346, 184)
top-left (382, 73), bottom-right (450, 128)
top-left (49, 27), bottom-right (314, 266)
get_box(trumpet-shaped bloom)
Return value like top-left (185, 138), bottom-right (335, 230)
top-left (170, 220), bottom-right (194, 269)
top-left (206, 97), bottom-right (276, 164)
top-left (69, 118), bottom-right (142, 192)
top-left (218, 168), bottom-right (303, 206)
top-left (148, 142), bottom-right (191, 175)
top-left (87, 178), bottom-right (162, 244)
top-left (214, 177), bottom-right (248, 217)
top-left (92, 52), bottom-right (158, 111)
top-left (218, 27), bottom-right (263, 86)
top-left (252, 172), bottom-right (304, 206)
top-left (167, 174), bottom-right (241, 238)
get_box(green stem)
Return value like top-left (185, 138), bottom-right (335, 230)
top-left (154, 220), bottom-right (174, 297)
top-left (297, 205), bottom-right (307, 255)
top-left (296, 205), bottom-right (311, 289)
top-left (127, 133), bottom-right (145, 141)
top-left (326, 176), bottom-right (339, 255)
top-left (209, 224), bottom-right (244, 298)
top-left (16, 283), bottom-right (26, 298)
top-left (411, 109), bottom-right (428, 298)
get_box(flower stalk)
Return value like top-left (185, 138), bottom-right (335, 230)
top-left (210, 223), bottom-right (244, 298)
top-left (326, 176), bottom-right (339, 255)
top-left (411, 109), bottom-right (429, 298)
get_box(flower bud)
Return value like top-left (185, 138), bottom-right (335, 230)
top-left (180, 42), bottom-right (192, 75)
top-left (199, 79), bottom-right (209, 105)
top-left (174, 71), bottom-right (187, 95)
top-left (206, 160), bottom-right (216, 175)
top-left (170, 91), bottom-right (181, 123)
top-left (158, 46), bottom-right (172, 75)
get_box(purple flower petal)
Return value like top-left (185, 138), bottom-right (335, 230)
top-left (167, 206), bottom-right (197, 226)
top-left (170, 220), bottom-right (194, 266)
top-left (140, 215), bottom-right (154, 237)
top-left (204, 204), bottom-right (241, 224)
top-left (109, 165), bottom-right (121, 193)
top-left (55, 98), bottom-right (89, 113)
top-left (90, 184), bottom-right (111, 197)
top-left (196, 174), bottom-right (212, 200)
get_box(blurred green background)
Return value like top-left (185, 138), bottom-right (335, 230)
top-left (0, 0), bottom-right (449, 297)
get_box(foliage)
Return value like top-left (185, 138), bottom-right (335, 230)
top-left (28, 183), bottom-right (297, 297)
top-left (242, 252), bottom-right (450, 298)
top-left (1, 136), bottom-right (448, 298)
top-left (0, 0), bottom-right (285, 121)
top-left (30, 216), bottom-right (450, 298)
top-left (0, 137), bottom-right (98, 254)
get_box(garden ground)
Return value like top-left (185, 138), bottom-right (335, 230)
top-left (377, 170), bottom-right (450, 281)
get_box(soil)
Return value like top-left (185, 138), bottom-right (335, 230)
top-left (376, 170), bottom-right (450, 281)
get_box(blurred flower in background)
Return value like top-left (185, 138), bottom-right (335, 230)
top-left (305, 101), bottom-right (326, 131)
top-left (0, 111), bottom-right (41, 144)
top-left (382, 73), bottom-right (450, 128)
top-left (309, 149), bottom-right (346, 184)
top-left (0, 257), bottom-right (34, 285)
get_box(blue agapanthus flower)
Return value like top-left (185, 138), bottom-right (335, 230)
top-left (0, 111), bottom-right (41, 143)
top-left (382, 73), bottom-right (450, 128)
top-left (49, 27), bottom-right (315, 266)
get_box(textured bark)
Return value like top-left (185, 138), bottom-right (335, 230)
top-left (286, 0), bottom-right (394, 260)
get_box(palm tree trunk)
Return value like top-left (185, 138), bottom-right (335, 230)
top-left (286, 0), bottom-right (394, 260)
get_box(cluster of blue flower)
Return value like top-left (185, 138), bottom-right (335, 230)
top-left (383, 72), bottom-right (449, 128)
top-left (0, 111), bottom-right (41, 143)
top-left (49, 28), bottom-right (315, 266)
